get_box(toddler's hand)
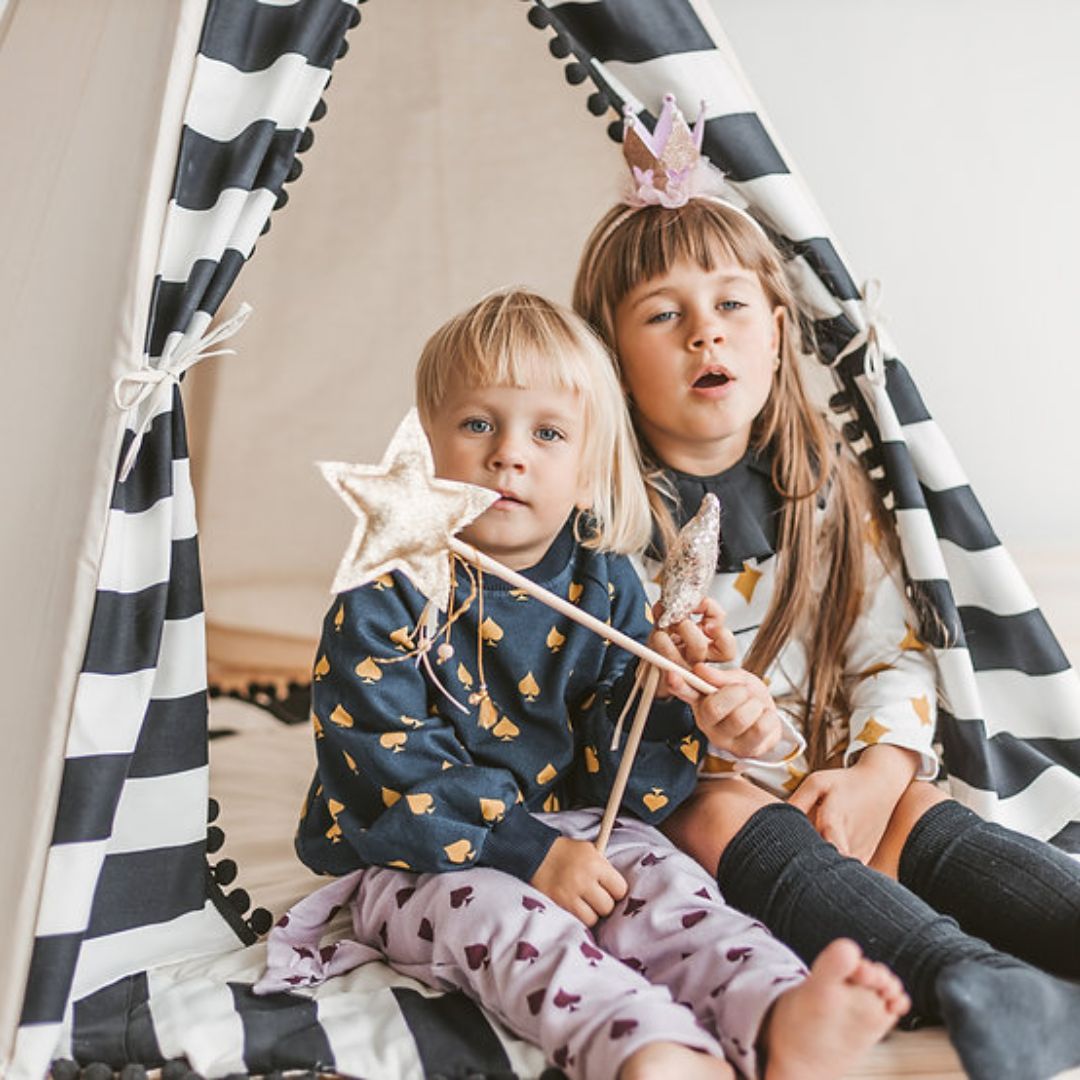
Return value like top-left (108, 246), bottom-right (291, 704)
top-left (650, 598), bottom-right (737, 700)
top-left (530, 837), bottom-right (628, 927)
top-left (684, 663), bottom-right (782, 759)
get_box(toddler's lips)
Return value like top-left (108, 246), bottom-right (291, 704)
top-left (692, 369), bottom-right (733, 389)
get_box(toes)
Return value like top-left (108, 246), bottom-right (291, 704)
top-left (810, 937), bottom-right (864, 983)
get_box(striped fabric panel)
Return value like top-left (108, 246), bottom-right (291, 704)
top-left (542, 0), bottom-right (1080, 839)
top-left (14, 1), bottom-right (358, 1074)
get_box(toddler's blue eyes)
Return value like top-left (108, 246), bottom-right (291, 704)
top-left (463, 419), bottom-right (492, 434)
top-left (536, 428), bottom-right (562, 442)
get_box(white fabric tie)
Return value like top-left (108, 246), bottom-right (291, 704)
top-left (114, 302), bottom-right (252, 482)
top-left (835, 278), bottom-right (887, 387)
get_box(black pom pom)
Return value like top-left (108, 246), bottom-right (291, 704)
top-left (213, 858), bottom-right (237, 886)
top-left (828, 390), bottom-right (852, 412)
top-left (162, 1060), bottom-right (189, 1080)
top-left (274, 187), bottom-right (289, 210)
top-left (526, 6), bottom-right (551, 29)
top-left (346, 6), bottom-right (361, 28)
top-left (548, 35), bottom-right (570, 59)
top-left (248, 907), bottom-right (274, 935)
top-left (207, 798), bottom-right (219, 823)
top-left (587, 91), bottom-right (608, 116)
top-left (286, 158), bottom-right (304, 183)
top-left (297, 127), bottom-right (315, 153)
top-left (564, 61), bottom-right (588, 85)
top-left (206, 825), bottom-right (225, 853)
top-left (259, 218), bottom-right (271, 237)
top-left (311, 98), bottom-right (328, 123)
top-left (607, 120), bottom-right (624, 143)
top-left (336, 37), bottom-right (350, 59)
top-left (119, 1065), bottom-right (148, 1080)
top-left (841, 420), bottom-right (863, 442)
top-left (227, 887), bottom-right (251, 914)
top-left (81, 1063), bottom-right (113, 1080)
top-left (50, 1060), bottom-right (79, 1080)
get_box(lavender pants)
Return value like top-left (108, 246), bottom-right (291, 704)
top-left (257, 810), bottom-right (807, 1079)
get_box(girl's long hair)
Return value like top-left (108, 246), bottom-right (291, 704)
top-left (573, 201), bottom-right (898, 767)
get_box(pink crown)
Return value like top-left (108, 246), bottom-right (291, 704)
top-left (621, 94), bottom-right (721, 208)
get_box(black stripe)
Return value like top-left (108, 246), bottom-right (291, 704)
top-left (174, 123), bottom-right (301, 211)
top-left (810, 313), bottom-right (858, 364)
top-left (938, 714), bottom-right (1080, 800)
top-left (920, 486), bottom-right (1001, 551)
top-left (790, 237), bottom-right (859, 301)
top-left (167, 536), bottom-right (204, 621)
top-left (907, 577), bottom-right (965, 650)
top-left (86, 842), bottom-right (207, 938)
top-left (19, 932), bottom-right (83, 1024)
top-left (111, 387), bottom-right (188, 514)
top-left (200, 0), bottom-right (351, 73)
top-left (885, 360), bottom-right (932, 425)
top-left (701, 113), bottom-right (787, 182)
top-left (147, 253), bottom-right (247, 356)
top-left (82, 584), bottom-right (168, 676)
top-left (52, 755), bottom-right (130, 844)
top-left (228, 982), bottom-right (335, 1073)
top-left (130, 691), bottom-right (209, 778)
top-left (72, 972), bottom-right (164, 1068)
top-left (879, 441), bottom-right (927, 512)
top-left (549, 0), bottom-right (712, 64)
top-left (959, 605), bottom-right (1071, 676)
top-left (392, 986), bottom-right (514, 1078)
top-left (1049, 820), bottom-right (1080, 854)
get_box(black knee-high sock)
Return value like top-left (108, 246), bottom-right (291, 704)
top-left (715, 803), bottom-right (1009, 1020)
top-left (898, 799), bottom-right (1080, 976)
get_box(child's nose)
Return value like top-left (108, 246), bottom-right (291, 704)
top-left (488, 435), bottom-right (527, 471)
top-left (688, 313), bottom-right (724, 351)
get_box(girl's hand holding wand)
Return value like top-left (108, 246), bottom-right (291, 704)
top-left (530, 837), bottom-right (628, 927)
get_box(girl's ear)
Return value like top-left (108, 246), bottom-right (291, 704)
top-left (770, 305), bottom-right (785, 360)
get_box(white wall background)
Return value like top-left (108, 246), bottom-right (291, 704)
top-left (710, 0), bottom-right (1080, 558)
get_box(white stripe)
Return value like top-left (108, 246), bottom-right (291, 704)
top-left (949, 766), bottom-right (1080, 842)
top-left (185, 53), bottom-right (330, 143)
top-left (898, 419), bottom-right (970, 492)
top-left (934, 646), bottom-right (987, 722)
top-left (157, 187), bottom-right (276, 283)
top-left (973, 666), bottom-right (1080, 740)
top-left (894, 508), bottom-right (949, 581)
top-left (153, 613), bottom-right (208, 700)
top-left (734, 173), bottom-right (830, 243)
top-left (34, 840), bottom-right (109, 935)
top-left (97, 461), bottom-right (197, 593)
top-left (68, 669), bottom-right (157, 758)
top-left (938, 540), bottom-right (1039, 616)
top-left (598, 50), bottom-right (756, 121)
top-left (72, 903), bottom-right (241, 1002)
top-left (108, 768), bottom-right (209, 855)
top-left (8, 1023), bottom-right (63, 1080)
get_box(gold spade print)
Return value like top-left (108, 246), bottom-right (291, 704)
top-left (568, 582), bottom-right (584, 604)
top-left (900, 624), bottom-right (927, 651)
top-left (478, 696), bottom-right (498, 730)
top-left (441, 760), bottom-right (453, 770)
top-left (480, 617), bottom-right (504, 645)
top-left (536, 762), bottom-right (557, 785)
top-left (330, 704), bottom-right (354, 728)
top-left (858, 718), bottom-right (891, 745)
top-left (783, 765), bottom-right (807, 794)
top-left (389, 626), bottom-right (414, 651)
top-left (543, 793), bottom-right (560, 812)
top-left (642, 788), bottom-right (669, 812)
top-left (314, 654), bottom-right (330, 680)
top-left (373, 574), bottom-right (393, 591)
top-left (387, 859), bottom-right (411, 869)
top-left (857, 662), bottom-right (895, 678)
top-left (734, 562), bottom-right (764, 604)
top-left (492, 716), bottom-right (520, 741)
top-left (644, 602), bottom-right (654, 625)
top-left (509, 588), bottom-right (530, 602)
top-left (457, 663), bottom-right (474, 689)
top-left (382, 787), bottom-right (401, 807)
top-left (480, 797), bottom-right (506, 822)
top-left (379, 732), bottom-right (408, 752)
top-left (312, 713), bottom-right (325, 739)
top-left (400, 714), bottom-right (425, 729)
top-left (912, 695), bottom-right (932, 726)
top-left (444, 839), bottom-right (476, 864)
top-left (343, 750), bottom-right (358, 773)
top-left (326, 821), bottom-right (342, 842)
top-left (333, 604), bottom-right (344, 631)
top-left (355, 657), bottom-right (382, 683)
top-left (679, 736), bottom-right (700, 764)
top-left (546, 627), bottom-right (566, 653)
top-left (407, 792), bottom-right (435, 815)
top-left (518, 672), bottom-right (540, 701)
top-left (328, 798), bottom-right (345, 819)
top-left (584, 745), bottom-right (600, 773)
top-left (702, 755), bottom-right (738, 775)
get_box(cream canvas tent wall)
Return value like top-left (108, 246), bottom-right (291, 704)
top-left (2, 0), bottom-right (1079, 1076)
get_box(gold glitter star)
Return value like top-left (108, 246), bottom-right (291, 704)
top-left (319, 409), bottom-right (497, 608)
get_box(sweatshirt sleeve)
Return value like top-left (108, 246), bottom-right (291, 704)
top-left (302, 580), bottom-right (559, 881)
top-left (570, 557), bottom-right (703, 823)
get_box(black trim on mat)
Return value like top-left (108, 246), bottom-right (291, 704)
top-left (228, 981), bottom-right (335, 1073)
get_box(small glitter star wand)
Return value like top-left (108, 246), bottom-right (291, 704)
top-left (594, 494), bottom-right (721, 853)
top-left (320, 411), bottom-right (725, 847)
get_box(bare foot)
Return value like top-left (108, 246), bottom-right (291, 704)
top-left (762, 938), bottom-right (909, 1080)
top-left (619, 1041), bottom-right (735, 1080)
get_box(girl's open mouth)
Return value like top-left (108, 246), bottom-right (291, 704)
top-left (693, 371), bottom-right (731, 389)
